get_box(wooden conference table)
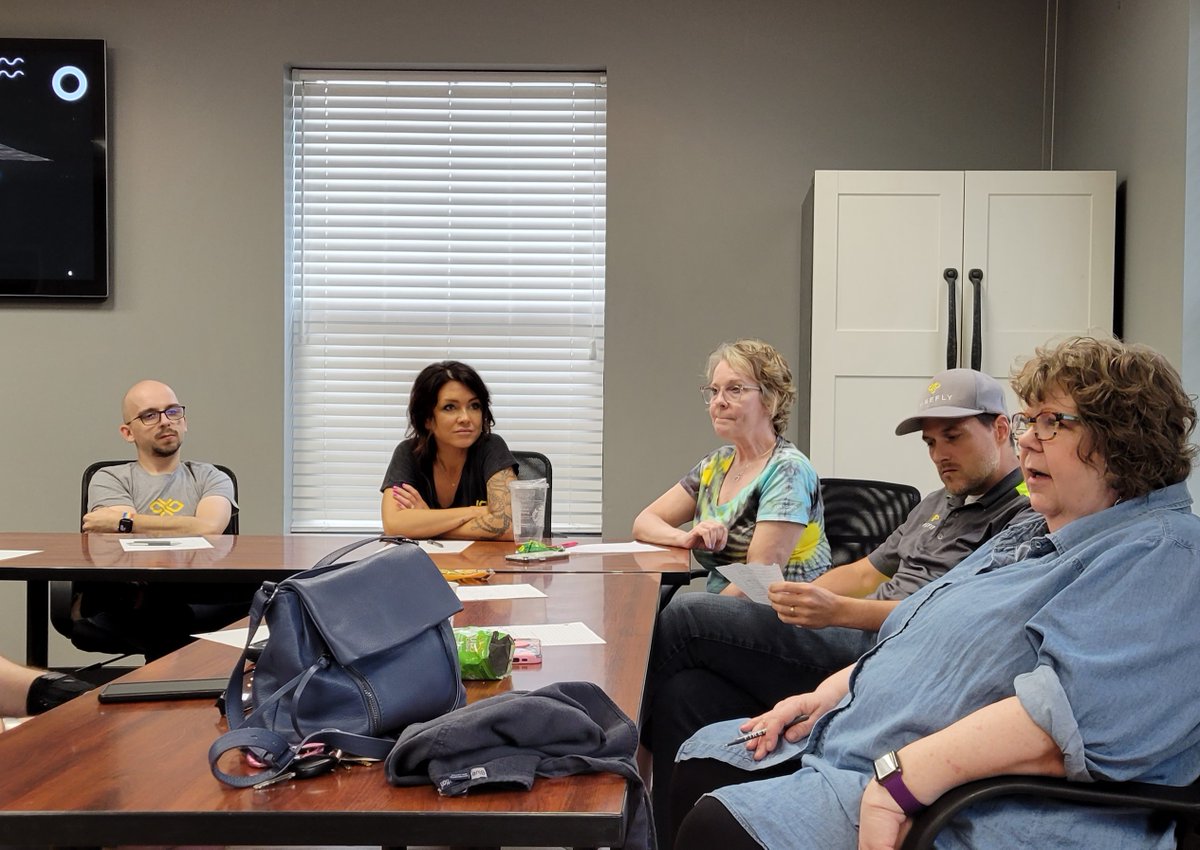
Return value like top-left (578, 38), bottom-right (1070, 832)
top-left (0, 570), bottom-right (661, 848)
top-left (0, 532), bottom-right (692, 667)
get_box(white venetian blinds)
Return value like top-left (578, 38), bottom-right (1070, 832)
top-left (286, 71), bottom-right (606, 532)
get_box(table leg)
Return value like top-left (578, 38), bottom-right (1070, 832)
top-left (26, 579), bottom-right (49, 668)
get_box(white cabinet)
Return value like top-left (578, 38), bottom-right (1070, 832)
top-left (809, 169), bottom-right (1115, 495)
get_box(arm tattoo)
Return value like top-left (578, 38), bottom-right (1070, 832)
top-left (471, 468), bottom-right (515, 537)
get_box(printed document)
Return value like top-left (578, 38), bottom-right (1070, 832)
top-left (715, 562), bottom-right (784, 604)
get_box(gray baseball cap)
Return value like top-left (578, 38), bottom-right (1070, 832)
top-left (895, 368), bottom-right (1009, 435)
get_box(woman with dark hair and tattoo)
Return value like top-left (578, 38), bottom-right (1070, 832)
top-left (380, 361), bottom-right (517, 540)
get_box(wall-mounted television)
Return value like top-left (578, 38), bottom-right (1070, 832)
top-left (0, 38), bottom-right (107, 299)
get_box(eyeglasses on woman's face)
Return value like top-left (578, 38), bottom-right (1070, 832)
top-left (126, 405), bottom-right (186, 427)
top-left (700, 384), bottom-right (762, 406)
top-left (1010, 410), bottom-right (1081, 441)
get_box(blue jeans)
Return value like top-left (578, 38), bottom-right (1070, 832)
top-left (644, 592), bottom-right (878, 848)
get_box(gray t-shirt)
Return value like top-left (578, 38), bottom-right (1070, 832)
top-left (87, 460), bottom-right (236, 519)
top-left (866, 467), bottom-right (1030, 600)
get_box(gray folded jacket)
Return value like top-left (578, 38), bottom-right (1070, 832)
top-left (385, 680), bottom-right (654, 850)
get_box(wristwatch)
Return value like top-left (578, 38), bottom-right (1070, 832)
top-left (117, 513), bottom-right (134, 533)
top-left (872, 750), bottom-right (925, 815)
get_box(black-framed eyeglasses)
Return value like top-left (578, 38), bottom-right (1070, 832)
top-left (126, 405), bottom-right (186, 426)
top-left (700, 384), bottom-right (762, 406)
top-left (1010, 411), bottom-right (1081, 441)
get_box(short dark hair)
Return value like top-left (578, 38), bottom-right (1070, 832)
top-left (407, 360), bottom-right (496, 461)
top-left (973, 412), bottom-right (1016, 450)
top-left (1011, 336), bottom-right (1197, 500)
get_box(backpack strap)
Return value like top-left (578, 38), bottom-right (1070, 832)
top-left (310, 534), bottom-right (417, 569)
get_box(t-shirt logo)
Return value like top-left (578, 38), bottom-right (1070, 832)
top-left (149, 498), bottom-right (185, 516)
top-left (922, 512), bottom-right (941, 531)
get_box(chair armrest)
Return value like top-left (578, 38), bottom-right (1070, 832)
top-left (901, 775), bottom-right (1200, 850)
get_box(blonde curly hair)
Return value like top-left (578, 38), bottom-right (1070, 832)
top-left (706, 339), bottom-right (797, 436)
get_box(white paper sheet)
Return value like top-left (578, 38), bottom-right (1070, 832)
top-left (455, 584), bottom-right (547, 601)
top-left (194, 625), bottom-right (268, 648)
top-left (715, 562), bottom-right (784, 604)
top-left (420, 539), bottom-right (475, 554)
top-left (0, 550), bottom-right (40, 562)
top-left (368, 539), bottom-right (474, 555)
top-left (119, 537), bottom-right (214, 552)
top-left (196, 618), bottom-right (596, 647)
top-left (564, 542), bottom-right (668, 555)
top-left (479, 621), bottom-right (605, 646)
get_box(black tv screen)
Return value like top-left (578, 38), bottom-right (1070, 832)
top-left (0, 38), bottom-right (107, 299)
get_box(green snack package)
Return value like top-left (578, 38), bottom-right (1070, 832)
top-left (453, 627), bottom-right (514, 680)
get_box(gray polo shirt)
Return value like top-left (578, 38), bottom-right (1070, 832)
top-left (866, 467), bottom-right (1030, 600)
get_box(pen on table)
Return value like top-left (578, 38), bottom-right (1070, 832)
top-left (559, 540), bottom-right (578, 548)
top-left (724, 713), bottom-right (811, 746)
top-left (128, 540), bottom-right (178, 547)
top-left (423, 539), bottom-right (444, 548)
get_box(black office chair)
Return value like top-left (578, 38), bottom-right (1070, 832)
top-left (512, 449), bottom-right (553, 537)
top-left (901, 774), bottom-right (1200, 850)
top-left (819, 477), bottom-right (921, 566)
top-left (50, 460), bottom-right (244, 660)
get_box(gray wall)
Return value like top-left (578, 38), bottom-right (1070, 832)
top-left (1054, 0), bottom-right (1199, 503)
top-left (1190, 0), bottom-right (1200, 510)
top-left (1055, 0), bottom-right (1190, 360)
top-left (0, 0), bottom-right (1112, 664)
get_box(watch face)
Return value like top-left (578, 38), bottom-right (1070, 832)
top-left (874, 750), bottom-right (900, 781)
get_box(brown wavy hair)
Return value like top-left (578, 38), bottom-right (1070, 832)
top-left (1011, 336), bottom-right (1197, 500)
top-left (706, 339), bottom-right (797, 436)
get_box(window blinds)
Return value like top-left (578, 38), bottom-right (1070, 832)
top-left (286, 71), bottom-right (606, 532)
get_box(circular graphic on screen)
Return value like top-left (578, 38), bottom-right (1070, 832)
top-left (51, 65), bottom-right (88, 102)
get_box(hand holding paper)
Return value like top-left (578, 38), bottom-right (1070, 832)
top-left (714, 562), bottom-right (784, 604)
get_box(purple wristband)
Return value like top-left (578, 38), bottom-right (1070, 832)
top-left (873, 750), bottom-right (926, 815)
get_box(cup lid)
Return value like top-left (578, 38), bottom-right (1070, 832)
top-left (508, 478), bottom-right (547, 488)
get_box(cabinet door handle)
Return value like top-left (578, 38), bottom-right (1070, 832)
top-left (968, 268), bottom-right (983, 371)
top-left (943, 268), bottom-right (959, 370)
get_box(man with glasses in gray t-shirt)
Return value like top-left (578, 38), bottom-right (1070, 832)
top-left (76, 379), bottom-right (245, 659)
top-left (83, 380), bottom-right (235, 535)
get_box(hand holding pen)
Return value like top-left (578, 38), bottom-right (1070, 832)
top-left (725, 713), bottom-right (810, 747)
top-left (729, 696), bottom-right (821, 760)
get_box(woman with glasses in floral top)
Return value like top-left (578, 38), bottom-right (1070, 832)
top-left (634, 339), bottom-right (831, 594)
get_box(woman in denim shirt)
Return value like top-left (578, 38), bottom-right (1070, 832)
top-left (671, 337), bottom-right (1200, 850)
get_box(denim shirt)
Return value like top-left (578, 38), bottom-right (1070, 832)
top-left (710, 481), bottom-right (1200, 850)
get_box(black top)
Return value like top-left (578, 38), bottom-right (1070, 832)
top-left (380, 433), bottom-right (517, 509)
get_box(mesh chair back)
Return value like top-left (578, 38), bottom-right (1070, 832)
top-left (821, 478), bottom-right (921, 567)
top-left (80, 460), bottom-right (239, 533)
top-left (511, 450), bottom-right (553, 537)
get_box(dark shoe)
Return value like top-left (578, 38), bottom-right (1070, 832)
top-left (26, 672), bottom-right (94, 715)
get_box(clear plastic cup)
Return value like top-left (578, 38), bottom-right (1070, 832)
top-left (508, 478), bottom-right (548, 543)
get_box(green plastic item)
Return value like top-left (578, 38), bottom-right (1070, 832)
top-left (515, 540), bottom-right (563, 554)
top-left (453, 627), bottom-right (514, 680)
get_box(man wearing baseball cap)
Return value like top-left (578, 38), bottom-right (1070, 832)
top-left (645, 368), bottom-right (1031, 847)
